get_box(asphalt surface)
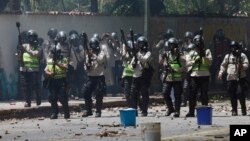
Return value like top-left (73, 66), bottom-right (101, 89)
top-left (0, 96), bottom-right (250, 141)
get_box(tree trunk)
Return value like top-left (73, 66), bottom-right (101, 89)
top-left (91, 0), bottom-right (98, 13)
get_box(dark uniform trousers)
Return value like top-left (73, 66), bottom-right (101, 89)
top-left (182, 75), bottom-right (190, 105)
top-left (189, 76), bottom-right (209, 113)
top-left (227, 78), bottom-right (248, 113)
top-left (162, 81), bottom-right (182, 112)
top-left (48, 78), bottom-right (69, 116)
top-left (82, 75), bottom-right (106, 114)
top-left (130, 76), bottom-right (149, 114)
top-left (21, 71), bottom-right (41, 104)
top-left (122, 76), bottom-right (133, 106)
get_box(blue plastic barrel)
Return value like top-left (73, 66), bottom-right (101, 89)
top-left (196, 106), bottom-right (212, 125)
top-left (119, 108), bottom-right (136, 126)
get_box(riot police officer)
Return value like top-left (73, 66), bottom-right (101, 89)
top-left (44, 45), bottom-right (70, 119)
top-left (156, 28), bottom-right (174, 50)
top-left (42, 28), bottom-right (58, 99)
top-left (56, 31), bottom-right (74, 97)
top-left (69, 32), bottom-right (86, 99)
top-left (218, 41), bottom-right (249, 116)
top-left (130, 36), bottom-right (152, 117)
top-left (43, 28), bottom-right (58, 63)
top-left (181, 31), bottom-right (194, 107)
top-left (121, 40), bottom-right (134, 107)
top-left (186, 34), bottom-right (213, 117)
top-left (20, 30), bottom-right (42, 107)
top-left (81, 37), bottom-right (107, 117)
top-left (182, 31), bottom-right (194, 54)
top-left (159, 37), bottom-right (186, 117)
top-left (110, 32), bottom-right (123, 95)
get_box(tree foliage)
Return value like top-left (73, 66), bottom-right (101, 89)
top-left (0, 0), bottom-right (250, 17)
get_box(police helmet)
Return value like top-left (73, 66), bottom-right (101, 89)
top-left (184, 31), bottom-right (194, 39)
top-left (187, 43), bottom-right (195, 50)
top-left (164, 28), bottom-right (174, 39)
top-left (56, 31), bottom-right (67, 43)
top-left (69, 30), bottom-right (78, 36)
top-left (134, 33), bottom-right (142, 41)
top-left (69, 33), bottom-right (79, 46)
top-left (47, 28), bottom-right (58, 39)
top-left (193, 35), bottom-right (204, 46)
top-left (168, 37), bottom-right (178, 49)
top-left (111, 32), bottom-right (118, 40)
top-left (137, 36), bottom-right (148, 50)
top-left (230, 40), bottom-right (239, 50)
top-left (89, 37), bottom-right (100, 52)
top-left (93, 33), bottom-right (100, 41)
top-left (27, 30), bottom-right (38, 43)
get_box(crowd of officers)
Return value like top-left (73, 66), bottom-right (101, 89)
top-left (16, 27), bottom-right (249, 119)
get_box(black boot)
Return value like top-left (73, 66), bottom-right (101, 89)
top-left (165, 108), bottom-right (175, 116)
top-left (82, 100), bottom-right (93, 117)
top-left (24, 102), bottom-right (31, 107)
top-left (242, 110), bottom-right (247, 116)
top-left (95, 112), bottom-right (101, 117)
top-left (64, 113), bottom-right (70, 119)
top-left (186, 111), bottom-right (195, 117)
top-left (50, 114), bottom-right (58, 119)
top-left (82, 110), bottom-right (93, 117)
top-left (173, 111), bottom-right (180, 117)
top-left (232, 111), bottom-right (238, 116)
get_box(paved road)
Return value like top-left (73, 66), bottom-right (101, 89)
top-left (0, 99), bottom-right (250, 141)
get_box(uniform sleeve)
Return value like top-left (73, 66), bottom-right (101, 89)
top-left (156, 40), bottom-right (164, 49)
top-left (218, 54), bottom-right (228, 75)
top-left (96, 51), bottom-right (106, 64)
top-left (205, 49), bottom-right (213, 66)
top-left (185, 52), bottom-right (194, 70)
top-left (241, 53), bottom-right (249, 71)
top-left (138, 51), bottom-right (151, 64)
top-left (23, 44), bottom-right (40, 56)
top-left (180, 54), bottom-right (187, 72)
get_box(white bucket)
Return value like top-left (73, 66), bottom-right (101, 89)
top-left (141, 122), bottom-right (161, 141)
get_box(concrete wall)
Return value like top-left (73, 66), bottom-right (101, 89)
top-left (1, 14), bottom-right (250, 99)
top-left (149, 17), bottom-right (250, 93)
top-left (0, 14), bottom-right (144, 100)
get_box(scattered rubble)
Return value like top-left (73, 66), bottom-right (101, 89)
top-left (96, 129), bottom-right (127, 137)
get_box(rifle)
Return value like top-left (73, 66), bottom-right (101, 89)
top-left (80, 32), bottom-right (92, 70)
top-left (120, 28), bottom-right (133, 58)
top-left (161, 52), bottom-right (173, 82)
top-left (43, 40), bottom-right (58, 89)
top-left (199, 27), bottom-right (205, 55)
top-left (235, 45), bottom-right (242, 80)
top-left (130, 29), bottom-right (138, 68)
top-left (197, 27), bottom-right (205, 69)
top-left (16, 22), bottom-right (24, 67)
